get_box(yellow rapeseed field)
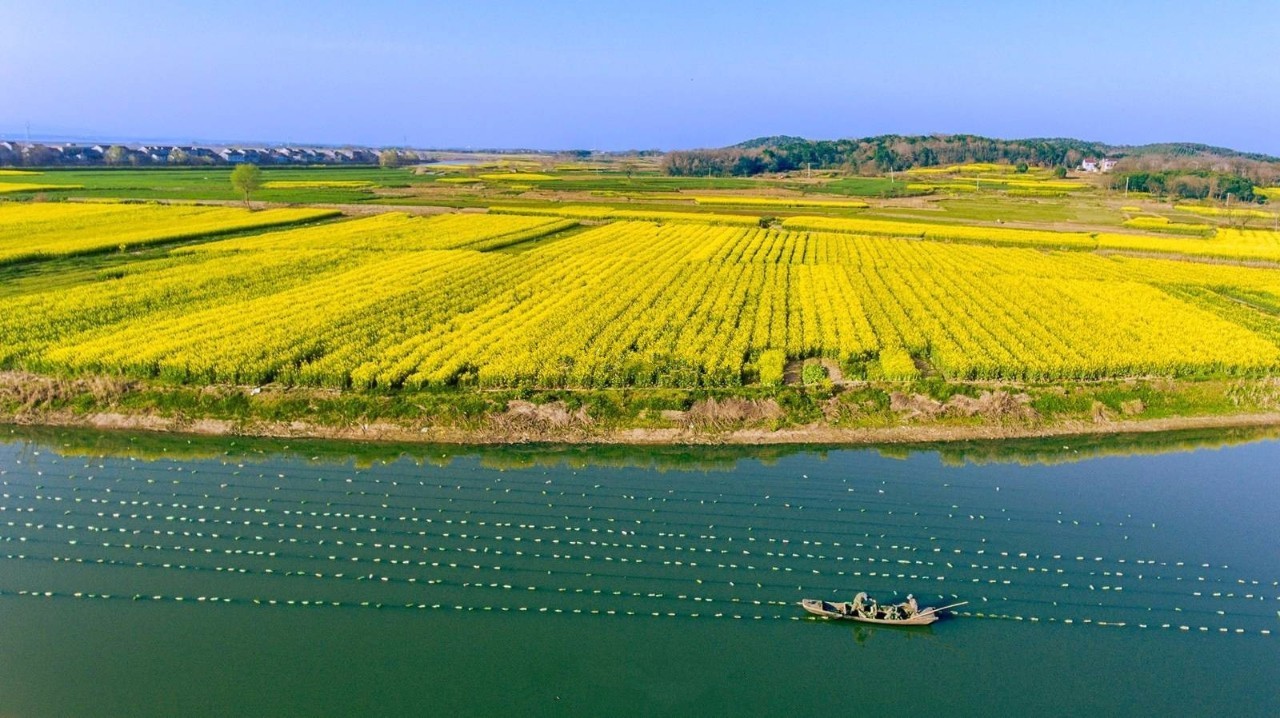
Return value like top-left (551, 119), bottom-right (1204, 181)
top-left (905, 163), bottom-right (1020, 175)
top-left (784, 214), bottom-right (1280, 261)
top-left (181, 212), bottom-right (576, 253)
top-left (1121, 216), bottom-right (1215, 236)
top-left (6, 205), bottom-right (1280, 388)
top-left (489, 204), bottom-right (761, 226)
top-left (780, 215), bottom-right (1097, 249)
top-left (0, 183), bottom-right (82, 194)
top-left (0, 202), bottom-right (337, 264)
top-left (1176, 203), bottom-right (1274, 220)
top-left (691, 196), bottom-right (870, 209)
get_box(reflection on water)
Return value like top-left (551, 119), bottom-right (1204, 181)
top-left (8, 423), bottom-right (1280, 471)
top-left (0, 425), bottom-right (1277, 716)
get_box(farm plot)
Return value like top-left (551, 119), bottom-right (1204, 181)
top-left (0, 202), bottom-right (337, 265)
top-left (6, 209), bottom-right (1280, 388)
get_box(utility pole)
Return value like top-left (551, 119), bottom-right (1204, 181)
top-left (1124, 176), bottom-right (1129, 197)
top-left (806, 162), bottom-right (811, 180)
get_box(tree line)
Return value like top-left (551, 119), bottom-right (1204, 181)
top-left (1109, 170), bottom-right (1261, 202)
top-left (661, 134), bottom-right (1280, 196)
top-left (661, 135), bottom-right (1112, 177)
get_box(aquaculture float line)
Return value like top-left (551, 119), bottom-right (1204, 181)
top-left (0, 587), bottom-right (1272, 637)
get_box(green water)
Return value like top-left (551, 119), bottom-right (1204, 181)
top-left (0, 427), bottom-right (1276, 717)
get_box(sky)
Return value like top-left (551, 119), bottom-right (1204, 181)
top-left (3, 0), bottom-right (1279, 153)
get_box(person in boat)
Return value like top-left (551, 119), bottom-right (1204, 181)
top-left (904, 594), bottom-right (918, 617)
top-left (851, 592), bottom-right (868, 616)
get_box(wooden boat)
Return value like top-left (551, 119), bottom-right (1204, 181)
top-left (799, 598), bottom-right (968, 626)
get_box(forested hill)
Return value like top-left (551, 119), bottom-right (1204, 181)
top-left (662, 134), bottom-right (1280, 179)
top-left (1119, 142), bottom-right (1280, 163)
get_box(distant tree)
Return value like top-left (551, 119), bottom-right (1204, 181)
top-left (104, 145), bottom-right (128, 166)
top-left (731, 154), bottom-right (764, 176)
top-left (1015, 162), bottom-right (1029, 173)
top-left (1114, 169), bottom-right (1259, 203)
top-left (1053, 166), bottom-right (1068, 179)
top-left (167, 148), bottom-right (190, 165)
top-left (1213, 174), bottom-right (1255, 202)
top-left (378, 149), bottom-right (402, 169)
top-left (873, 145), bottom-right (898, 172)
top-left (230, 164), bottom-right (262, 209)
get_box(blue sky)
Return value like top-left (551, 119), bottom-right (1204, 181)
top-left (3, 0), bottom-right (1279, 153)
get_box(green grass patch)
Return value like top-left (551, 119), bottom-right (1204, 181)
top-left (802, 177), bottom-right (928, 198)
top-left (28, 166), bottom-right (430, 204)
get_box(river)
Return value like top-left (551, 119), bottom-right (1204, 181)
top-left (0, 427), bottom-right (1276, 717)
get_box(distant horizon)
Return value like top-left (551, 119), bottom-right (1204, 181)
top-left (5, 129), bottom-right (1279, 160)
top-left (5, 1), bottom-right (1278, 154)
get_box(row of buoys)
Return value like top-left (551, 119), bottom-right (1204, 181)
top-left (1, 488), bottom-right (1204, 586)
top-left (4, 548), bottom-right (828, 610)
top-left (0, 558), bottom-right (1254, 622)
top-left (7, 524), bottom-right (1269, 629)
top-left (7, 509), bottom-right (1141, 583)
top-left (7, 506), bottom-right (1269, 619)
top-left (6, 458), bottom-right (1276, 631)
top-left (2, 585), bottom-right (803, 620)
top-left (0, 488), bottom-right (1264, 578)
top-left (10, 461), bottom-right (1139, 541)
top-left (105, 459), bottom-right (1012, 519)
top-left (8, 508), bottom-right (1274, 611)
top-left (1, 583), bottom-right (1272, 636)
top-left (5, 467), bottom-right (1134, 542)
top-left (952, 610), bottom-right (1270, 635)
top-left (18, 520), bottom-right (1274, 609)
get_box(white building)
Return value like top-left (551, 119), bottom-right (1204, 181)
top-left (1080, 158), bottom-right (1118, 173)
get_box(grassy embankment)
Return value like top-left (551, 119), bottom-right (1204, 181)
top-left (3, 369), bottom-right (1280, 445)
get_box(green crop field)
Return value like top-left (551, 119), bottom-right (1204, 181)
top-left (6, 166), bottom-right (426, 203)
